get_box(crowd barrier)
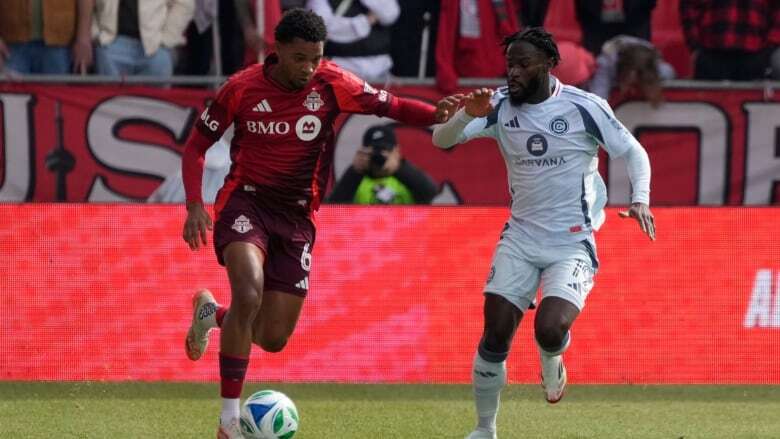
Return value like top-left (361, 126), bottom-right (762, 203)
top-left (2, 205), bottom-right (779, 384)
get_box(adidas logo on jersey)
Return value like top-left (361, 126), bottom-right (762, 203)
top-left (504, 116), bottom-right (520, 128)
top-left (295, 277), bottom-right (309, 290)
top-left (252, 99), bottom-right (272, 112)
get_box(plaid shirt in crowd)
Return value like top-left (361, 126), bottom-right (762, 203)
top-left (680, 0), bottom-right (780, 52)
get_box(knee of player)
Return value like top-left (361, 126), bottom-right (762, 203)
top-left (534, 324), bottom-right (567, 349)
top-left (259, 336), bottom-right (288, 353)
top-left (481, 331), bottom-right (512, 354)
top-left (231, 289), bottom-right (263, 314)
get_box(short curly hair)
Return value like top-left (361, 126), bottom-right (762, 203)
top-left (502, 27), bottom-right (561, 68)
top-left (274, 8), bottom-right (327, 44)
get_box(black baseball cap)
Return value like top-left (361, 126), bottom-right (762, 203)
top-left (362, 125), bottom-right (397, 150)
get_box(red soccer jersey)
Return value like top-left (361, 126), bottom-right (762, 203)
top-left (189, 54), bottom-right (409, 215)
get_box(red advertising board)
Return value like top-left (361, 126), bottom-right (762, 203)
top-left (1, 83), bottom-right (778, 204)
top-left (2, 205), bottom-right (779, 383)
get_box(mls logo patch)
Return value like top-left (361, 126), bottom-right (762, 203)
top-left (487, 266), bottom-right (496, 283)
top-left (303, 90), bottom-right (324, 112)
top-left (526, 134), bottom-right (548, 157)
top-left (550, 117), bottom-right (569, 134)
top-left (232, 215), bottom-right (253, 234)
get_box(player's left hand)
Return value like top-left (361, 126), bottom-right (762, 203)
top-left (435, 94), bottom-right (464, 123)
top-left (619, 202), bottom-right (656, 241)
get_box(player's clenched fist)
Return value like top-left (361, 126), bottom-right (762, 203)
top-left (464, 88), bottom-right (494, 118)
top-left (183, 202), bottom-right (213, 250)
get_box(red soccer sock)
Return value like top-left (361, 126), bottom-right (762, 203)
top-left (219, 352), bottom-right (249, 398)
top-left (215, 306), bottom-right (227, 327)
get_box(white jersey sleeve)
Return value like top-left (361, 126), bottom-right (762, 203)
top-left (571, 93), bottom-right (641, 158)
top-left (432, 87), bottom-right (505, 148)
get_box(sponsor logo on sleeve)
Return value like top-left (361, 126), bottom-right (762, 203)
top-left (363, 82), bottom-right (378, 95)
top-left (199, 108), bottom-right (220, 132)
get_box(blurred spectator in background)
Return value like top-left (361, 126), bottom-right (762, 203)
top-left (148, 135), bottom-right (231, 203)
top-left (518, 0), bottom-right (549, 27)
top-left (436, 0), bottom-right (520, 93)
top-left (235, 0), bottom-right (282, 64)
top-left (328, 124), bottom-right (438, 205)
top-left (178, 0), bottom-right (280, 76)
top-left (390, 0), bottom-right (440, 78)
top-left (551, 40), bottom-right (596, 88)
top-left (0, 0), bottom-right (93, 75)
top-left (772, 47), bottom-right (780, 80)
top-left (307, 0), bottom-right (400, 83)
top-left (588, 35), bottom-right (674, 106)
top-left (280, 0), bottom-right (306, 11)
top-left (93, 0), bottom-right (194, 76)
top-left (576, 0), bottom-right (657, 55)
top-left (681, 0), bottom-right (779, 81)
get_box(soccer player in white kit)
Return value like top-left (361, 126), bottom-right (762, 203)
top-left (432, 28), bottom-right (656, 439)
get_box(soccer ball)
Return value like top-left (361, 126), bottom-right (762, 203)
top-left (240, 390), bottom-right (299, 439)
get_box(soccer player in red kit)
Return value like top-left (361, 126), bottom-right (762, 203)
top-left (180, 8), bottom-right (456, 438)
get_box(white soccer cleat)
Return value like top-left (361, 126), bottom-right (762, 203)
top-left (185, 289), bottom-right (218, 361)
top-left (540, 353), bottom-right (567, 404)
top-left (465, 429), bottom-right (497, 439)
top-left (217, 417), bottom-right (245, 439)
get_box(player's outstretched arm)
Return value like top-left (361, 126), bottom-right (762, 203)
top-left (617, 144), bottom-right (655, 241)
top-left (432, 88), bottom-right (493, 149)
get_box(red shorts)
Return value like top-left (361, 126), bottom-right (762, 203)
top-left (213, 188), bottom-right (315, 297)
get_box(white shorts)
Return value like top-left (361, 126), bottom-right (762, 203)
top-left (484, 223), bottom-right (599, 312)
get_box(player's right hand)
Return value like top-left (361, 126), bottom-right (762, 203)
top-left (464, 88), bottom-right (494, 118)
top-left (183, 202), bottom-right (213, 250)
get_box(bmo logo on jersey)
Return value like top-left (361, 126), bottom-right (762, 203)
top-left (246, 120), bottom-right (290, 135)
top-left (296, 115), bottom-right (322, 141)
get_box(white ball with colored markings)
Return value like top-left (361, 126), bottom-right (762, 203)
top-left (240, 390), bottom-right (299, 439)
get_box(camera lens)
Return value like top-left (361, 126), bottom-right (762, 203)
top-left (370, 151), bottom-right (387, 167)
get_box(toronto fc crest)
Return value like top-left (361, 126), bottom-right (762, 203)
top-left (303, 90), bottom-right (324, 112)
top-left (231, 215), bottom-right (253, 234)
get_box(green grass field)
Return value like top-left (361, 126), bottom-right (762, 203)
top-left (1, 383), bottom-right (779, 438)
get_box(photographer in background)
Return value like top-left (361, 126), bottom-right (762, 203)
top-left (328, 124), bottom-right (438, 205)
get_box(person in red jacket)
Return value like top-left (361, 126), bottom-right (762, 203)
top-left (436, 0), bottom-right (520, 93)
top-left (179, 8), bottom-right (455, 438)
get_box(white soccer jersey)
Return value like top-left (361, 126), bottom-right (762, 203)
top-left (455, 78), bottom-right (643, 244)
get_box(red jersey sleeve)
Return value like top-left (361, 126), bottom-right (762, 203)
top-left (329, 66), bottom-right (437, 126)
top-left (330, 68), bottom-right (394, 116)
top-left (194, 80), bottom-right (242, 141)
top-left (183, 80), bottom-right (244, 204)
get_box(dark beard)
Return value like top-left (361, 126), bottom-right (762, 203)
top-left (508, 75), bottom-right (542, 105)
